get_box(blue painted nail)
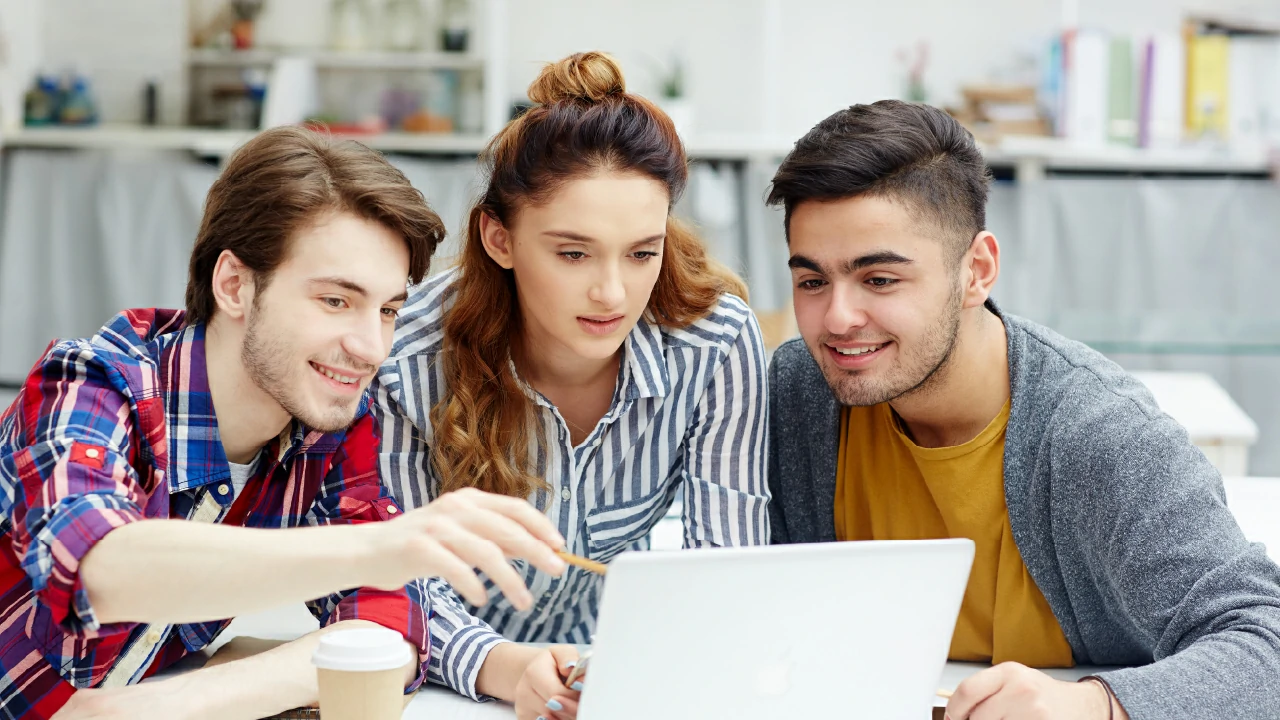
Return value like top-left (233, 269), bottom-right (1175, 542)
top-left (565, 660), bottom-right (576, 669)
top-left (546, 699), bottom-right (564, 711)
top-left (571, 681), bottom-right (584, 691)
top-left (537, 716), bottom-right (546, 720)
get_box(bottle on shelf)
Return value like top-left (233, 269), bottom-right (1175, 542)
top-left (382, 0), bottom-right (424, 51)
top-left (440, 0), bottom-right (470, 53)
top-left (330, 0), bottom-right (375, 52)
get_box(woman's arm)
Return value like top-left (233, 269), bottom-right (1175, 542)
top-left (680, 303), bottom-right (771, 548)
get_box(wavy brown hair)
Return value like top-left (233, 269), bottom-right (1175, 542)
top-left (187, 125), bottom-right (443, 324)
top-left (431, 51), bottom-right (746, 499)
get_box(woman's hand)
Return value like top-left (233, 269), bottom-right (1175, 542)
top-left (514, 645), bottom-right (582, 720)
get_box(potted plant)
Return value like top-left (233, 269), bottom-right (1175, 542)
top-left (652, 53), bottom-right (694, 139)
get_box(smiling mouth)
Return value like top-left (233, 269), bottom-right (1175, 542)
top-left (310, 361), bottom-right (360, 385)
top-left (831, 342), bottom-right (888, 356)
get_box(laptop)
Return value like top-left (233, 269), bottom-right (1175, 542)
top-left (577, 539), bottom-right (975, 720)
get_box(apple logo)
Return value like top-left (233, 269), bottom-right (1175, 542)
top-left (754, 652), bottom-right (794, 698)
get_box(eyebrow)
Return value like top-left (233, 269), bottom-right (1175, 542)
top-left (309, 277), bottom-right (408, 304)
top-left (542, 230), bottom-right (666, 245)
top-left (787, 251), bottom-right (915, 275)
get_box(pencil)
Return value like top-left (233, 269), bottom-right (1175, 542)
top-left (556, 550), bottom-right (608, 576)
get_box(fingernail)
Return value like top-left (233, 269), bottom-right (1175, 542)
top-left (546, 699), bottom-right (563, 711)
top-left (565, 661), bottom-right (576, 669)
top-left (571, 681), bottom-right (584, 691)
top-left (537, 716), bottom-right (546, 720)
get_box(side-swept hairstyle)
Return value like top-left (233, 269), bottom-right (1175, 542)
top-left (767, 99), bottom-right (991, 262)
top-left (186, 125), bottom-right (444, 323)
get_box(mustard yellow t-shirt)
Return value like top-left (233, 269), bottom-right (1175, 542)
top-left (834, 401), bottom-right (1074, 667)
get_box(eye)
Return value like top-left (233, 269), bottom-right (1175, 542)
top-left (559, 251), bottom-right (587, 262)
top-left (866, 277), bottom-right (898, 289)
top-left (797, 278), bottom-right (827, 291)
top-left (381, 307), bottom-right (400, 320)
top-left (632, 251), bottom-right (660, 262)
top-left (322, 297), bottom-right (348, 309)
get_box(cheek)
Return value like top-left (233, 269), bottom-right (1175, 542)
top-left (628, 263), bottom-right (662, 305)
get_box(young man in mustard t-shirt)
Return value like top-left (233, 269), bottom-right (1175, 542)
top-left (765, 100), bottom-right (1280, 720)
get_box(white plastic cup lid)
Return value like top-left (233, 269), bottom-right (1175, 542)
top-left (311, 627), bottom-right (413, 672)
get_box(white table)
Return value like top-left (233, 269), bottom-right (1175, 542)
top-left (204, 476), bottom-right (1280, 719)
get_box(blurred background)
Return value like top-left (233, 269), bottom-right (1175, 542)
top-left (0, 0), bottom-right (1278, 475)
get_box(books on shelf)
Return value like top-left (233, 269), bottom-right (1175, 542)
top-left (1047, 16), bottom-right (1280, 152)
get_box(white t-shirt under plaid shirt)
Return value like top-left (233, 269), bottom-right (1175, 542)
top-left (373, 269), bottom-right (771, 699)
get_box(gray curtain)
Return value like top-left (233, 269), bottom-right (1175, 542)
top-left (2, 148), bottom-right (1278, 472)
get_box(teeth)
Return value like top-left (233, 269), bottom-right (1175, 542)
top-left (835, 344), bottom-right (884, 356)
top-left (314, 363), bottom-right (357, 384)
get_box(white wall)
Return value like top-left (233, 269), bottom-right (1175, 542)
top-left (39, 0), bottom-right (187, 125)
top-left (0, 0), bottom-right (43, 130)
top-left (31, 0), bottom-right (1280, 134)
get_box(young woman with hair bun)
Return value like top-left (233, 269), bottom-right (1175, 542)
top-left (373, 51), bottom-right (769, 719)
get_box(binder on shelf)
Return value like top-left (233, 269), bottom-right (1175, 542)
top-left (1107, 36), bottom-right (1137, 145)
top-left (1063, 29), bottom-right (1109, 145)
top-left (1185, 32), bottom-right (1231, 139)
top-left (1138, 33), bottom-right (1186, 149)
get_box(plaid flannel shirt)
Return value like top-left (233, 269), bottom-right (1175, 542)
top-left (0, 308), bottom-right (430, 719)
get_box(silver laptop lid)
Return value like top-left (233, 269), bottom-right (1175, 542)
top-left (579, 539), bottom-right (974, 720)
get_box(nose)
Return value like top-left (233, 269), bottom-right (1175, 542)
top-left (587, 261), bottom-right (626, 309)
top-left (824, 282), bottom-right (869, 336)
top-left (341, 309), bottom-right (388, 371)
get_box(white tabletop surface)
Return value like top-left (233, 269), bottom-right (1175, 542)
top-left (205, 476), bottom-right (1280, 719)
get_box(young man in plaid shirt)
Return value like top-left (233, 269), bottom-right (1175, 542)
top-left (0, 127), bottom-right (567, 720)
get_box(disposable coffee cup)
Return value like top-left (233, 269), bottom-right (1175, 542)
top-left (312, 627), bottom-right (413, 720)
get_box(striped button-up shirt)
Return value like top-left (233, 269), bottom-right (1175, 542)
top-left (374, 269), bottom-right (770, 699)
top-left (0, 309), bottom-right (430, 720)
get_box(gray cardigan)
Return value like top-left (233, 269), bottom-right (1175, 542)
top-left (768, 305), bottom-right (1280, 719)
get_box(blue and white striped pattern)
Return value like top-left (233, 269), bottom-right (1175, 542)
top-left (374, 268), bottom-right (770, 699)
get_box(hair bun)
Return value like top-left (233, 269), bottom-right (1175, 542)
top-left (528, 51), bottom-right (626, 105)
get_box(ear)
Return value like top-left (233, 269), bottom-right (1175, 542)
top-left (961, 231), bottom-right (1000, 310)
top-left (478, 212), bottom-right (515, 270)
top-left (210, 250), bottom-right (255, 322)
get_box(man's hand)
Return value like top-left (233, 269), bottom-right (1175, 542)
top-left (946, 663), bottom-right (1127, 720)
top-left (362, 488), bottom-right (567, 610)
top-left (52, 675), bottom-right (195, 720)
top-left (514, 646), bottom-right (581, 720)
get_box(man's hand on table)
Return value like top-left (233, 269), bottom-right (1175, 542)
top-left (515, 645), bottom-right (582, 720)
top-left (51, 673), bottom-right (200, 720)
top-left (360, 487), bottom-right (568, 610)
top-left (945, 662), bottom-right (1129, 720)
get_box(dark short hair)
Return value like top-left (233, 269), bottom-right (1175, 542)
top-left (185, 126), bottom-right (445, 324)
top-left (766, 100), bottom-right (991, 259)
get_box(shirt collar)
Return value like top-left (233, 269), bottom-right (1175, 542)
top-left (621, 316), bottom-right (670, 401)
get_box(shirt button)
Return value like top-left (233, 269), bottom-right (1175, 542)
top-left (386, 506), bottom-right (398, 515)
top-left (84, 448), bottom-right (100, 459)
top-left (145, 629), bottom-right (162, 645)
top-left (560, 487), bottom-right (571, 502)
top-left (217, 484), bottom-right (230, 495)
top-left (591, 438), bottom-right (601, 448)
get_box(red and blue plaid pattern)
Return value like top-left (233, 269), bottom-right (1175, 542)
top-left (0, 309), bottom-right (430, 719)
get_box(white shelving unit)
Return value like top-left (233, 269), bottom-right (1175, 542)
top-left (184, 0), bottom-right (508, 136)
top-left (0, 126), bottom-right (1274, 179)
top-left (187, 47), bottom-right (486, 72)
